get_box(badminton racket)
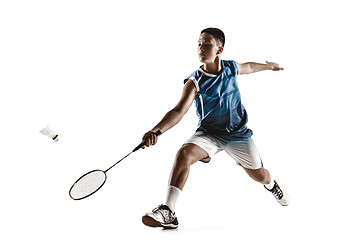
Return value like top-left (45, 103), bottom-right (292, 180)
top-left (69, 130), bottom-right (161, 200)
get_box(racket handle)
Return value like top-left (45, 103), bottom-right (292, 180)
top-left (133, 130), bottom-right (162, 152)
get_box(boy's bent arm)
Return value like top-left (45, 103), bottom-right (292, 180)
top-left (153, 80), bottom-right (196, 133)
top-left (236, 61), bottom-right (283, 74)
top-left (141, 80), bottom-right (197, 147)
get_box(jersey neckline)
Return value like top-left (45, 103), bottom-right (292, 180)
top-left (198, 60), bottom-right (224, 77)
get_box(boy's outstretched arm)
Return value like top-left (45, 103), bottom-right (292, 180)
top-left (236, 61), bottom-right (284, 75)
top-left (141, 80), bottom-right (197, 148)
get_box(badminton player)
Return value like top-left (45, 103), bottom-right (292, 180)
top-left (140, 28), bottom-right (289, 229)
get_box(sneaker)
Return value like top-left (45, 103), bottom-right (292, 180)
top-left (264, 180), bottom-right (290, 206)
top-left (142, 204), bottom-right (179, 229)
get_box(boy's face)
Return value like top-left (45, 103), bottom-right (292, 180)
top-left (198, 33), bottom-right (223, 63)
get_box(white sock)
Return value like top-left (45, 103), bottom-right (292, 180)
top-left (165, 185), bottom-right (181, 212)
top-left (264, 178), bottom-right (275, 190)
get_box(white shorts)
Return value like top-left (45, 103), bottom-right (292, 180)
top-left (184, 131), bottom-right (263, 169)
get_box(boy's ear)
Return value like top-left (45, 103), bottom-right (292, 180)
top-left (217, 46), bottom-right (224, 54)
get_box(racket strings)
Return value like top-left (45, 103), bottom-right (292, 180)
top-left (69, 170), bottom-right (107, 200)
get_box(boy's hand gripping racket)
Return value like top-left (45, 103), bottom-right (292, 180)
top-left (69, 130), bottom-right (161, 200)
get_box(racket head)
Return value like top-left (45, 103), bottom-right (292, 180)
top-left (69, 169), bottom-right (107, 200)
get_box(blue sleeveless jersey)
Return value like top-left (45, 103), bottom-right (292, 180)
top-left (184, 60), bottom-right (252, 140)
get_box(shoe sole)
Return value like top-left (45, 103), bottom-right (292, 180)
top-left (142, 216), bottom-right (178, 229)
top-left (142, 215), bottom-right (162, 228)
top-left (200, 157), bottom-right (210, 163)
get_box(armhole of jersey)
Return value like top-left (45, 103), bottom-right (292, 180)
top-left (233, 60), bottom-right (240, 75)
top-left (188, 76), bottom-right (200, 92)
top-left (190, 74), bottom-right (204, 120)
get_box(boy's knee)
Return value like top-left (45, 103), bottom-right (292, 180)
top-left (176, 148), bottom-right (191, 164)
top-left (175, 145), bottom-right (198, 166)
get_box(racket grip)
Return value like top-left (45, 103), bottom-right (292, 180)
top-left (133, 130), bottom-right (162, 152)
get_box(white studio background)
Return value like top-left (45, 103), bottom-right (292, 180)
top-left (0, 0), bottom-right (359, 239)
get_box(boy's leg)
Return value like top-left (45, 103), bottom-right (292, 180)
top-left (242, 166), bottom-right (289, 206)
top-left (169, 143), bottom-right (209, 190)
top-left (164, 143), bottom-right (209, 212)
top-left (224, 138), bottom-right (289, 206)
top-left (241, 166), bottom-right (271, 185)
top-left (142, 143), bottom-right (209, 229)
top-left (236, 163), bottom-right (274, 188)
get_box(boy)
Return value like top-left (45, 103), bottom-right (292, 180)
top-left (140, 28), bottom-right (289, 229)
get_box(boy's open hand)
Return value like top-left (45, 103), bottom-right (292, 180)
top-left (266, 61), bottom-right (284, 71)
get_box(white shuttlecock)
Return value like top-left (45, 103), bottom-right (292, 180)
top-left (39, 126), bottom-right (59, 142)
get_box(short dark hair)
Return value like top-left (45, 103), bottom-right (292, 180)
top-left (201, 28), bottom-right (225, 47)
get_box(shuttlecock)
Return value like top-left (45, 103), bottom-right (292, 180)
top-left (39, 126), bottom-right (59, 142)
